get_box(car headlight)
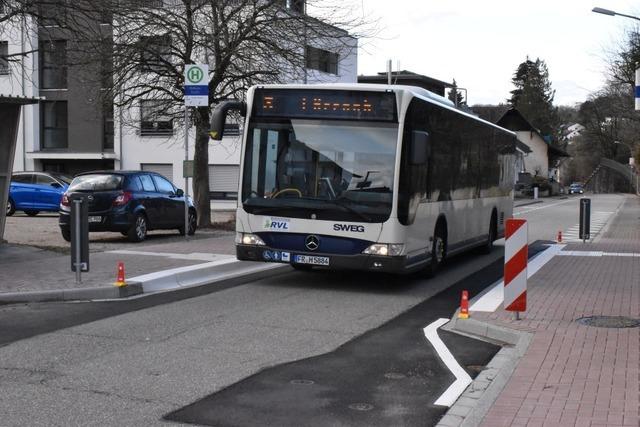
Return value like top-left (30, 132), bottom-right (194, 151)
top-left (362, 243), bottom-right (404, 256)
top-left (236, 232), bottom-right (265, 246)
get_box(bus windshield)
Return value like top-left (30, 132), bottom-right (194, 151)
top-left (242, 119), bottom-right (398, 222)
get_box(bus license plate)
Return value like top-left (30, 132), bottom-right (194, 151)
top-left (88, 216), bottom-right (102, 223)
top-left (294, 255), bottom-right (329, 266)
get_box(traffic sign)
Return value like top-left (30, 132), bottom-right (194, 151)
top-left (185, 64), bottom-right (209, 107)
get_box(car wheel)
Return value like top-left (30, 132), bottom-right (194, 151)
top-left (24, 210), bottom-right (39, 217)
top-left (6, 198), bottom-right (15, 216)
top-left (128, 213), bottom-right (148, 242)
top-left (425, 222), bottom-right (447, 277)
top-left (61, 228), bottom-right (71, 242)
top-left (179, 209), bottom-right (198, 236)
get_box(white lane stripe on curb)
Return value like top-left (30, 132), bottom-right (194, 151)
top-left (469, 244), bottom-right (566, 312)
top-left (128, 258), bottom-right (238, 283)
top-left (106, 250), bottom-right (232, 262)
top-left (424, 318), bottom-right (472, 407)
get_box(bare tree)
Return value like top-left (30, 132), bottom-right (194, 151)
top-left (72, 0), bottom-right (373, 227)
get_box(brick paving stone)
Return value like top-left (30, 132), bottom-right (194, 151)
top-left (478, 195), bottom-right (640, 427)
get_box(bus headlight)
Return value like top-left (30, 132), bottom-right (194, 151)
top-left (236, 232), bottom-right (265, 246)
top-left (363, 243), bottom-right (404, 256)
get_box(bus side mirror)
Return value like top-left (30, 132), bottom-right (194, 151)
top-left (209, 100), bottom-right (247, 141)
top-left (410, 131), bottom-right (430, 165)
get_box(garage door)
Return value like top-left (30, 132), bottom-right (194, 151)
top-left (141, 163), bottom-right (174, 184)
top-left (209, 165), bottom-right (239, 193)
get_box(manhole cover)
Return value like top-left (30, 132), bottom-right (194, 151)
top-left (348, 403), bottom-right (374, 411)
top-left (577, 316), bottom-right (640, 328)
top-left (384, 372), bottom-right (406, 380)
top-left (290, 379), bottom-right (314, 385)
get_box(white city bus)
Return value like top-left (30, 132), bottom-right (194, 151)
top-left (211, 84), bottom-right (517, 274)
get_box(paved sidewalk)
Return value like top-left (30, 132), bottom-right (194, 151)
top-left (0, 231), bottom-right (236, 293)
top-left (476, 195), bottom-right (640, 427)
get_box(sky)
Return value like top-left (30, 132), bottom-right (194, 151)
top-left (346, 0), bottom-right (640, 106)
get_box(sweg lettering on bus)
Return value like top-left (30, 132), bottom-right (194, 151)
top-left (333, 224), bottom-right (365, 232)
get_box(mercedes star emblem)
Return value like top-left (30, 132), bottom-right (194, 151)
top-left (305, 235), bottom-right (320, 251)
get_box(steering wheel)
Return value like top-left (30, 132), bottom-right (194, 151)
top-left (270, 188), bottom-right (302, 199)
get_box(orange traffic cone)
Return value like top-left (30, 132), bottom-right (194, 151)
top-left (458, 290), bottom-right (470, 319)
top-left (557, 230), bottom-right (562, 243)
top-left (115, 261), bottom-right (126, 287)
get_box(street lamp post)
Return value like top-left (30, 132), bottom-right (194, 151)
top-left (592, 7), bottom-right (640, 22)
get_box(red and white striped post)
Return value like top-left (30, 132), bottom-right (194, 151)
top-left (504, 219), bottom-right (528, 319)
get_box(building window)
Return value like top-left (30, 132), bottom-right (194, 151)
top-left (305, 46), bottom-right (338, 75)
top-left (40, 40), bottom-right (67, 89)
top-left (41, 101), bottom-right (68, 149)
top-left (141, 0), bottom-right (164, 8)
top-left (140, 100), bottom-right (174, 136)
top-left (283, 0), bottom-right (305, 13)
top-left (39, 1), bottom-right (67, 26)
top-left (139, 34), bottom-right (172, 72)
top-left (103, 104), bottom-right (114, 150)
top-left (0, 41), bottom-right (8, 75)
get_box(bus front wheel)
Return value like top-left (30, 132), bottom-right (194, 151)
top-left (425, 225), bottom-right (446, 277)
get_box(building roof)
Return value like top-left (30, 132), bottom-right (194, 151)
top-left (357, 70), bottom-right (454, 96)
top-left (497, 108), bottom-right (569, 158)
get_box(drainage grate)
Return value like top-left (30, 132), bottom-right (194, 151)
top-left (348, 403), bottom-right (374, 411)
top-left (577, 316), bottom-right (640, 328)
top-left (384, 372), bottom-right (406, 380)
top-left (289, 379), bottom-right (315, 385)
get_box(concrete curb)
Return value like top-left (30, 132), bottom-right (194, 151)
top-left (513, 199), bottom-right (543, 208)
top-left (0, 282), bottom-right (143, 303)
top-left (0, 261), bottom-right (289, 304)
top-left (436, 315), bottom-right (533, 427)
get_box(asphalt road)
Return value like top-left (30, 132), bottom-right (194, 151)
top-left (0, 193), bottom-right (624, 425)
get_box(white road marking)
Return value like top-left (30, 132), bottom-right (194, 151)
top-left (469, 244), bottom-right (566, 312)
top-left (559, 211), bottom-right (615, 243)
top-left (424, 318), bottom-right (472, 407)
top-left (558, 251), bottom-right (640, 257)
top-left (106, 250), bottom-right (233, 262)
top-left (513, 199), bottom-right (575, 216)
top-left (128, 258), bottom-right (239, 282)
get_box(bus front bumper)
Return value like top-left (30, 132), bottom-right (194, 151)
top-left (236, 244), bottom-right (425, 274)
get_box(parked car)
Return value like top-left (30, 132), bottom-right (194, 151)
top-left (569, 182), bottom-right (584, 194)
top-left (59, 171), bottom-right (197, 242)
top-left (7, 171), bottom-right (72, 216)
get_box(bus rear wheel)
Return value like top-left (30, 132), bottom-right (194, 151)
top-left (480, 212), bottom-right (497, 254)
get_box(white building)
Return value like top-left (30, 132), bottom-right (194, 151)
top-left (2, 2), bottom-right (358, 210)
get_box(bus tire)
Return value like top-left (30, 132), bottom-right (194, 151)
top-left (425, 223), bottom-right (447, 277)
top-left (480, 211), bottom-right (497, 254)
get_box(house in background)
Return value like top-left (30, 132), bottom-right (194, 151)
top-left (497, 108), bottom-right (569, 183)
top-left (357, 70), bottom-right (454, 96)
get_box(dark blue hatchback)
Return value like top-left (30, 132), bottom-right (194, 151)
top-left (59, 171), bottom-right (197, 242)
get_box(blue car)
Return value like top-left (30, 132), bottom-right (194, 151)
top-left (7, 171), bottom-right (72, 216)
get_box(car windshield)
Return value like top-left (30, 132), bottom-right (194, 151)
top-left (69, 174), bottom-right (123, 191)
top-left (50, 172), bottom-right (73, 185)
top-left (242, 119), bottom-right (398, 222)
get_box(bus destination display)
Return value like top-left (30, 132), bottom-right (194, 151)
top-left (253, 89), bottom-right (397, 121)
